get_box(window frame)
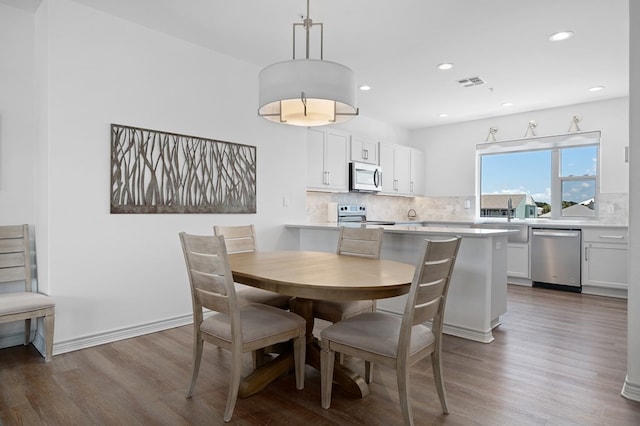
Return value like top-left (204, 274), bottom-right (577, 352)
top-left (476, 131), bottom-right (601, 220)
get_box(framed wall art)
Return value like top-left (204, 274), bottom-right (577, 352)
top-left (111, 124), bottom-right (256, 214)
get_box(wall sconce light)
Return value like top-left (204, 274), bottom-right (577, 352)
top-left (524, 120), bottom-right (537, 137)
top-left (485, 127), bottom-right (498, 142)
top-left (568, 114), bottom-right (582, 133)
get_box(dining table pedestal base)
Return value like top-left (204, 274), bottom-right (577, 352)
top-left (238, 297), bottom-right (370, 399)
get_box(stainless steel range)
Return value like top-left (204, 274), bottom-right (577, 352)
top-left (337, 204), bottom-right (395, 225)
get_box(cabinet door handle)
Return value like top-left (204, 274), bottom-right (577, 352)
top-left (393, 179), bottom-right (398, 191)
top-left (584, 245), bottom-right (589, 261)
top-left (363, 149), bottom-right (368, 160)
top-left (323, 171), bottom-right (331, 185)
top-left (410, 181), bottom-right (414, 193)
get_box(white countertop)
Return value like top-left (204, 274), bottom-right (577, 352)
top-left (286, 222), bottom-right (512, 238)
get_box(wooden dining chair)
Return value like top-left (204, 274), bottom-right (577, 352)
top-left (214, 225), bottom-right (292, 310)
top-left (179, 232), bottom-right (306, 422)
top-left (0, 224), bottom-right (55, 362)
top-left (312, 226), bottom-right (384, 324)
top-left (320, 236), bottom-right (461, 426)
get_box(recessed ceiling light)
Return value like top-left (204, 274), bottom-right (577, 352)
top-left (502, 102), bottom-right (513, 107)
top-left (359, 85), bottom-right (371, 91)
top-left (589, 86), bottom-right (605, 92)
top-left (549, 30), bottom-right (574, 41)
top-left (439, 113), bottom-right (449, 118)
top-left (437, 63), bottom-right (454, 70)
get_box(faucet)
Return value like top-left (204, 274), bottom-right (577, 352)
top-left (507, 198), bottom-right (512, 222)
top-left (407, 208), bottom-right (417, 221)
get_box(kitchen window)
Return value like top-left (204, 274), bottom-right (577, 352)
top-left (477, 131), bottom-right (600, 220)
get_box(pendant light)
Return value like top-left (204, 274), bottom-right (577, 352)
top-left (258, 0), bottom-right (359, 126)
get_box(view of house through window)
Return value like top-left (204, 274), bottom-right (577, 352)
top-left (478, 132), bottom-right (599, 220)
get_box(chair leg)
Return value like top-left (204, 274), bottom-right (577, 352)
top-left (397, 363), bottom-right (414, 426)
top-left (186, 337), bottom-right (203, 398)
top-left (44, 314), bottom-right (55, 363)
top-left (24, 318), bottom-right (32, 345)
top-left (224, 348), bottom-right (243, 422)
top-left (320, 344), bottom-right (335, 409)
top-left (293, 336), bottom-right (305, 390)
top-left (431, 350), bottom-right (449, 414)
top-left (364, 360), bottom-right (373, 384)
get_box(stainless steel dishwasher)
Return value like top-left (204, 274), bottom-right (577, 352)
top-left (531, 228), bottom-right (582, 292)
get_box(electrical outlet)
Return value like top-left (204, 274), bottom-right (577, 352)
top-left (607, 204), bottom-right (615, 214)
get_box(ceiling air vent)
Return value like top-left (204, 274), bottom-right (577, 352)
top-left (458, 76), bottom-right (485, 87)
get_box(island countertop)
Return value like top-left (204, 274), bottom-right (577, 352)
top-left (285, 222), bottom-right (513, 238)
top-left (285, 221), bottom-right (509, 343)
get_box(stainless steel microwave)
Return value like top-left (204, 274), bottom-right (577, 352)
top-left (349, 162), bottom-right (382, 192)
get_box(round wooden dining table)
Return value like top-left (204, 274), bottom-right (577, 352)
top-left (228, 250), bottom-right (416, 398)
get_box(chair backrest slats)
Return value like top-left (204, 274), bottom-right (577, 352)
top-left (0, 252), bottom-right (25, 269)
top-left (417, 259), bottom-right (453, 288)
top-left (195, 287), bottom-right (230, 314)
top-left (0, 225), bottom-right (25, 240)
top-left (0, 239), bottom-right (25, 254)
top-left (414, 279), bottom-right (446, 311)
top-left (0, 265), bottom-right (27, 284)
top-left (336, 227), bottom-right (383, 259)
top-left (180, 232), bottom-right (238, 317)
top-left (0, 225), bottom-right (31, 290)
top-left (214, 225), bottom-right (256, 254)
top-left (413, 287), bottom-right (444, 325)
top-left (399, 237), bottom-right (461, 355)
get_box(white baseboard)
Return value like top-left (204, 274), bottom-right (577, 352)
top-left (377, 307), bottom-right (495, 343)
top-left (0, 331), bottom-right (31, 351)
top-left (442, 323), bottom-right (494, 343)
top-left (507, 277), bottom-right (532, 286)
top-left (53, 314), bottom-right (194, 356)
top-left (621, 376), bottom-right (640, 402)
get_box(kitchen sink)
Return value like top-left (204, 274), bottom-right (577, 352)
top-left (471, 222), bottom-right (529, 243)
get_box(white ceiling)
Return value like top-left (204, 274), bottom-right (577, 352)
top-left (4, 0), bottom-right (629, 130)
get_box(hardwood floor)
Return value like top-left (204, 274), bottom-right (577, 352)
top-left (1, 285), bottom-right (639, 425)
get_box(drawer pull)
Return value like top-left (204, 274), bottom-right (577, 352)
top-left (600, 235), bottom-right (624, 239)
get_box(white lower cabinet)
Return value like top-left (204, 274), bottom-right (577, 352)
top-left (507, 243), bottom-right (530, 279)
top-left (582, 227), bottom-right (628, 298)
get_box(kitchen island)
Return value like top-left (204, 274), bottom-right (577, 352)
top-left (285, 223), bottom-right (511, 343)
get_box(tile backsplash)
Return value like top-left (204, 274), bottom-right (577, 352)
top-left (306, 191), bottom-right (628, 225)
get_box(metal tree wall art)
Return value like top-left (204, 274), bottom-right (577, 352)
top-left (111, 124), bottom-right (256, 214)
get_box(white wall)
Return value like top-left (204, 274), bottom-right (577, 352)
top-left (0, 4), bottom-right (36, 225)
top-left (4, 0), bottom-right (314, 351)
top-left (332, 114), bottom-right (411, 146)
top-left (624, 0), bottom-right (640, 402)
top-left (411, 98), bottom-right (629, 198)
top-left (0, 3), bottom-right (38, 341)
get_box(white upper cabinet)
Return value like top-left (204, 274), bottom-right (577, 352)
top-left (350, 135), bottom-right (378, 165)
top-left (393, 146), bottom-right (411, 194)
top-left (379, 142), bottom-right (423, 196)
top-left (307, 128), bottom-right (349, 192)
top-left (410, 149), bottom-right (425, 196)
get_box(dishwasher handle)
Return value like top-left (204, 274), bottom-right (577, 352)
top-left (532, 230), bottom-right (581, 238)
